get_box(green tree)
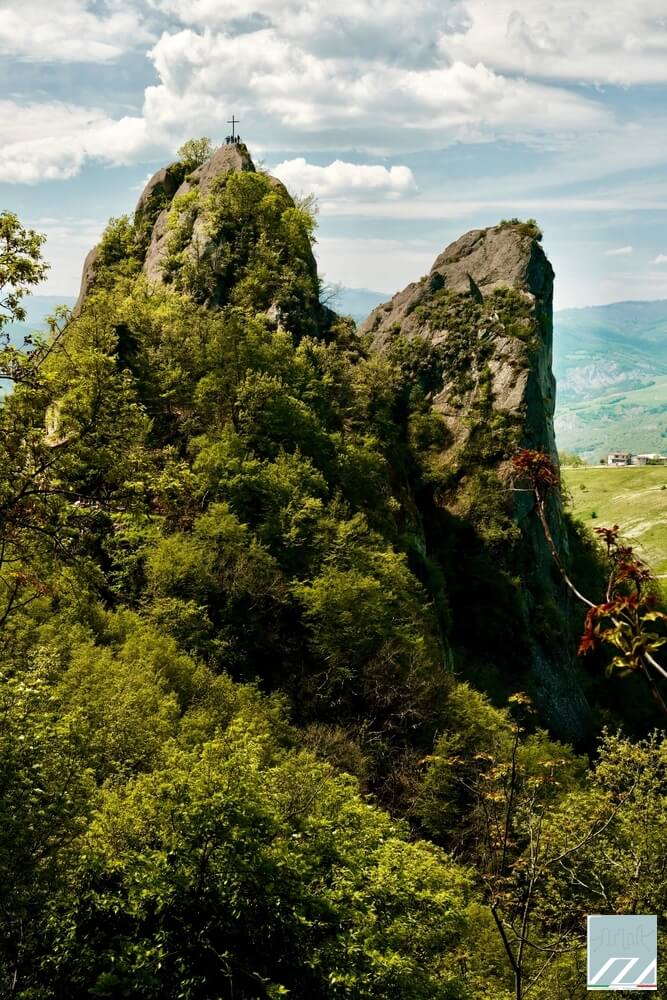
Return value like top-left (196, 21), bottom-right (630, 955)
top-left (0, 652), bottom-right (94, 994)
top-left (419, 691), bottom-right (663, 1000)
top-left (0, 211), bottom-right (49, 331)
top-left (0, 299), bottom-right (149, 631)
top-left (557, 450), bottom-right (586, 468)
top-left (177, 136), bottom-right (214, 169)
top-left (0, 211), bottom-right (51, 388)
top-left (29, 692), bottom-right (472, 1000)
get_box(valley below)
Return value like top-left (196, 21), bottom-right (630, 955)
top-left (553, 299), bottom-right (667, 460)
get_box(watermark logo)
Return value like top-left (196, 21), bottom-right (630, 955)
top-left (587, 915), bottom-right (657, 991)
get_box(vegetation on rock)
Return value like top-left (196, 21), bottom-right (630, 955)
top-left (497, 217), bottom-right (544, 241)
top-left (177, 136), bottom-right (214, 169)
top-left (1, 146), bottom-right (666, 999)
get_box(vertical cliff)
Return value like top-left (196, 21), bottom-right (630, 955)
top-left (361, 223), bottom-right (557, 463)
top-left (361, 222), bottom-right (591, 739)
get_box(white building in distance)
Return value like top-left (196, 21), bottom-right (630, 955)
top-left (606, 452), bottom-right (667, 466)
top-left (607, 452), bottom-right (632, 466)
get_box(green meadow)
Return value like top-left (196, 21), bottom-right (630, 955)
top-left (563, 464), bottom-right (667, 577)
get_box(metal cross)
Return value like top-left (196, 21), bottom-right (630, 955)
top-left (227, 115), bottom-right (239, 141)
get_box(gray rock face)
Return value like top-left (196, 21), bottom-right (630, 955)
top-left (135, 163), bottom-right (186, 221)
top-left (73, 245), bottom-right (101, 316)
top-left (74, 141), bottom-right (331, 341)
top-left (173, 143), bottom-right (255, 196)
top-left (141, 205), bottom-right (172, 286)
top-left (362, 223), bottom-right (590, 740)
top-left (361, 223), bottom-right (557, 462)
top-left (74, 143), bottom-right (262, 310)
top-left (142, 144), bottom-right (256, 285)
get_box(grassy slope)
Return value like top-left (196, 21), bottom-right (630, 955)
top-left (563, 465), bottom-right (667, 577)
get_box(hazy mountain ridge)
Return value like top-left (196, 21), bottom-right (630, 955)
top-left (330, 286), bottom-right (388, 324)
top-left (5, 294), bottom-right (76, 344)
top-left (553, 299), bottom-right (667, 458)
top-left (554, 299), bottom-right (667, 401)
top-left (10, 289), bottom-right (387, 337)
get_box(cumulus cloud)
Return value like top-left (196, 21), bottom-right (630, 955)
top-left (0, 101), bottom-right (166, 184)
top-left (438, 0), bottom-right (667, 85)
top-left (272, 159), bottom-right (417, 198)
top-left (604, 245), bottom-right (633, 256)
top-left (0, 0), bottom-right (639, 184)
top-left (149, 0), bottom-right (466, 66)
top-left (142, 27), bottom-right (609, 152)
top-left (0, 0), bottom-right (153, 63)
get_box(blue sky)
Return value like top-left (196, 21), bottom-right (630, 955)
top-left (4, 0), bottom-right (667, 307)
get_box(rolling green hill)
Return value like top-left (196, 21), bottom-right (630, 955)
top-left (554, 300), bottom-right (667, 459)
top-left (555, 374), bottom-right (667, 460)
top-left (563, 465), bottom-right (667, 577)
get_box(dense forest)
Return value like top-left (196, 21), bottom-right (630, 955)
top-left (1, 140), bottom-right (666, 1000)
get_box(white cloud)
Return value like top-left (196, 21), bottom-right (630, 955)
top-left (150, 0), bottom-right (292, 25)
top-left (272, 158), bottom-right (416, 198)
top-left (439, 0), bottom-right (667, 85)
top-left (310, 192), bottom-right (667, 221)
top-left (153, 0), bottom-right (667, 85)
top-left (604, 245), bottom-right (633, 256)
top-left (316, 236), bottom-right (438, 294)
top-left (0, 101), bottom-right (167, 184)
top-left (0, 0), bottom-right (153, 63)
top-left (653, 254), bottom-right (667, 263)
top-left (29, 217), bottom-right (107, 295)
top-left (5, 0), bottom-right (664, 188)
top-left (142, 27), bottom-right (609, 153)
top-left (149, 0), bottom-right (467, 66)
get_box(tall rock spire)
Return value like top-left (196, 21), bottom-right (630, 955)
top-left (361, 222), bottom-right (557, 465)
top-left (362, 221), bottom-right (590, 739)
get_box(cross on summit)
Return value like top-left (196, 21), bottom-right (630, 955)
top-left (225, 115), bottom-right (240, 145)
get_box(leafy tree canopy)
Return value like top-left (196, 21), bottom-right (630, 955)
top-left (177, 136), bottom-right (214, 169)
top-left (0, 188), bottom-right (665, 1000)
top-left (0, 210), bottom-right (49, 330)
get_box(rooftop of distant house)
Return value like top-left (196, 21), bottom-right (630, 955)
top-left (607, 451), bottom-right (667, 465)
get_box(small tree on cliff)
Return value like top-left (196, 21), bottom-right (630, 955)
top-left (177, 137), bottom-right (213, 169)
top-left (512, 449), bottom-right (667, 714)
top-left (0, 212), bottom-right (150, 630)
top-left (0, 211), bottom-right (71, 390)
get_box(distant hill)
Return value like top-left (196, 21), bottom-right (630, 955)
top-left (554, 300), bottom-right (667, 460)
top-left (328, 286), bottom-right (388, 324)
